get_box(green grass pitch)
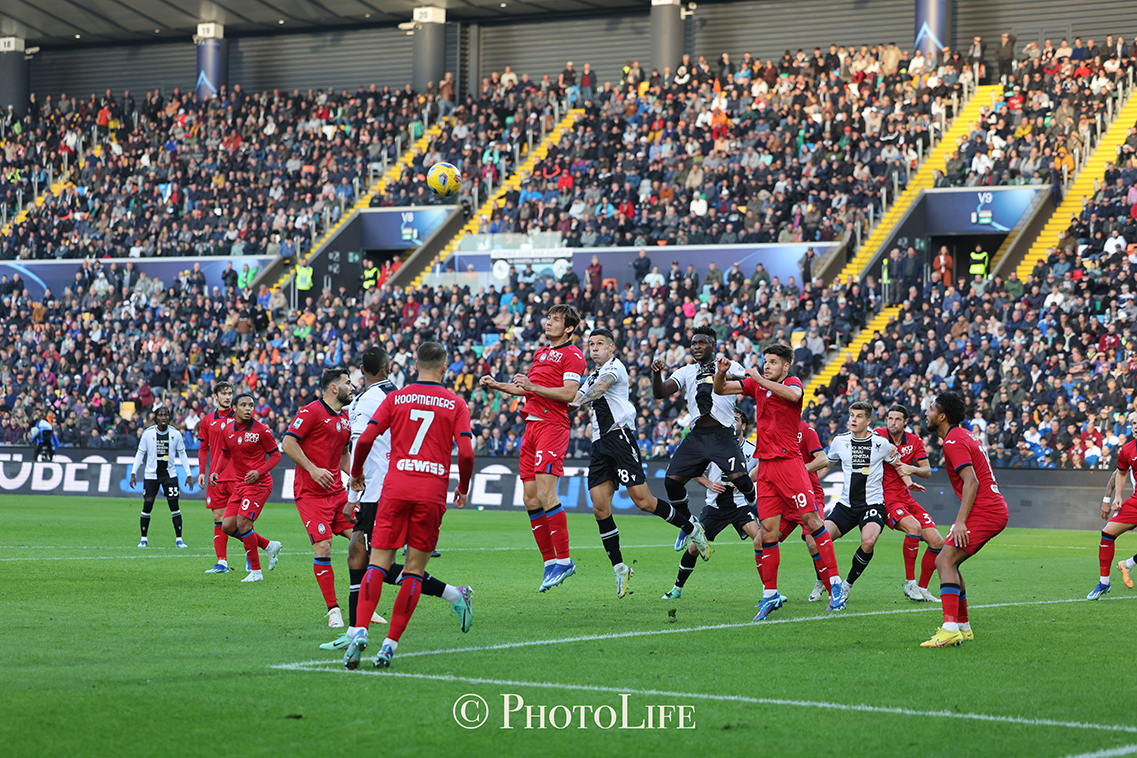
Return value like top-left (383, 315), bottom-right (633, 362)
top-left (2, 494), bottom-right (1136, 758)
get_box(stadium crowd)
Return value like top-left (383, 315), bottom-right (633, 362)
top-left (1, 83), bottom-right (433, 262)
top-left (1, 35), bottom-right (1135, 470)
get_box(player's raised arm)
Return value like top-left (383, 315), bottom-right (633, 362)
top-left (480, 374), bottom-right (526, 396)
top-left (651, 360), bottom-right (679, 398)
top-left (746, 365), bottom-right (803, 403)
top-left (512, 373), bottom-right (580, 402)
top-left (713, 355), bottom-right (745, 395)
top-left (570, 373), bottom-right (615, 410)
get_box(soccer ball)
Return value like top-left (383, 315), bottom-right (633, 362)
top-left (426, 162), bottom-right (461, 198)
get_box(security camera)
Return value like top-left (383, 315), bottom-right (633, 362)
top-left (25, 46), bottom-right (40, 55)
top-left (688, 2), bottom-right (697, 9)
top-left (398, 21), bottom-right (418, 30)
top-left (192, 34), bottom-right (202, 44)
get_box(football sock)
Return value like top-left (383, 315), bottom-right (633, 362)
top-left (664, 478), bottom-right (690, 519)
top-left (847, 547), bottom-right (873, 585)
top-left (355, 564), bottom-right (389, 631)
top-left (528, 509), bottom-right (556, 562)
top-left (940, 582), bottom-right (960, 628)
top-left (811, 552), bottom-right (824, 580)
top-left (388, 573), bottom-right (423, 643)
top-left (760, 541), bottom-right (780, 590)
top-left (257, 534), bottom-right (269, 549)
top-left (919, 546), bottom-right (940, 588)
top-left (314, 558), bottom-right (337, 608)
top-left (958, 592), bottom-right (969, 624)
top-left (732, 475), bottom-right (756, 506)
top-left (1125, 556), bottom-right (1137, 570)
top-left (655, 501), bottom-right (694, 534)
top-left (676, 549), bottom-right (698, 587)
top-left (140, 499), bottom-right (154, 537)
top-left (439, 583), bottom-right (463, 604)
top-left (903, 535), bottom-right (920, 581)
top-left (756, 549), bottom-right (763, 573)
top-left (238, 529), bottom-right (261, 570)
top-left (546, 505), bottom-right (570, 560)
top-left (1100, 531), bottom-right (1117, 582)
top-left (348, 567), bottom-right (365, 627)
top-left (596, 515), bottom-right (623, 566)
top-left (811, 526), bottom-right (840, 584)
top-left (421, 573), bottom-right (447, 599)
top-left (213, 522), bottom-right (228, 561)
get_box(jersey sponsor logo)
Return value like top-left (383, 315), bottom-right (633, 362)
top-left (238, 432), bottom-right (260, 444)
top-left (396, 457), bottom-right (449, 476)
top-left (899, 445), bottom-right (914, 457)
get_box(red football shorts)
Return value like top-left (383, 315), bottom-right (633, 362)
top-left (370, 492), bottom-right (445, 554)
top-left (1109, 496), bottom-right (1137, 526)
top-left (296, 490), bottom-right (352, 543)
top-left (519, 422), bottom-right (569, 481)
top-left (756, 457), bottom-right (816, 522)
top-left (887, 499), bottom-right (936, 531)
top-left (206, 480), bottom-right (232, 510)
top-left (945, 508), bottom-right (1008, 556)
top-left (224, 481), bottom-right (273, 522)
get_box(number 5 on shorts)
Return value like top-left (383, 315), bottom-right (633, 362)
top-left (408, 409), bottom-right (435, 455)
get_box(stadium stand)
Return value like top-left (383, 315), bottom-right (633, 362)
top-left (1, 41), bottom-right (1134, 473)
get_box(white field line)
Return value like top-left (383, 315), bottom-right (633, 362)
top-left (281, 595), bottom-right (1137, 665)
top-left (1062, 745), bottom-right (1137, 757)
top-left (272, 663), bottom-right (1137, 736)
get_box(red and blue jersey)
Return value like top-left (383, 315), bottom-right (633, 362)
top-left (743, 375), bottom-right (804, 460)
top-left (521, 342), bottom-right (586, 427)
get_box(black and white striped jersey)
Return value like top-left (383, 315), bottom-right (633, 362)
top-left (349, 379), bottom-right (397, 503)
top-left (581, 357), bottom-right (636, 442)
top-left (827, 432), bottom-right (898, 507)
top-left (668, 359), bottom-right (744, 429)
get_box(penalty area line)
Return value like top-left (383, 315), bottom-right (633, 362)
top-left (271, 663), bottom-right (1137, 735)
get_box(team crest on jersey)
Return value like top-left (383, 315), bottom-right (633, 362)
top-left (766, 390), bottom-right (772, 398)
top-left (318, 523), bottom-right (326, 535)
top-left (336, 421), bottom-right (342, 432)
top-left (539, 353), bottom-right (547, 361)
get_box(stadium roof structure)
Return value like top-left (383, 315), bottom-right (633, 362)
top-left (1, 0), bottom-right (655, 48)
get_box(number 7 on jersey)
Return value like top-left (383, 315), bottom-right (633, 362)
top-left (408, 409), bottom-right (435, 455)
